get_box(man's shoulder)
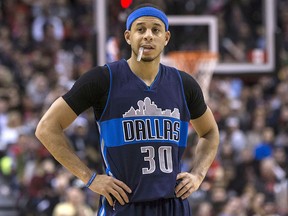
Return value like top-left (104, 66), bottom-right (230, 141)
top-left (76, 65), bottom-right (109, 84)
top-left (160, 63), bottom-right (195, 82)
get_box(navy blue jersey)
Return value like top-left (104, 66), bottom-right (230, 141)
top-left (98, 59), bottom-right (191, 203)
top-left (62, 59), bottom-right (207, 215)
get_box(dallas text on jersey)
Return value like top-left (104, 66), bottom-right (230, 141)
top-left (122, 118), bottom-right (180, 142)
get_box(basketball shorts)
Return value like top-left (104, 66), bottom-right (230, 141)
top-left (97, 197), bottom-right (191, 216)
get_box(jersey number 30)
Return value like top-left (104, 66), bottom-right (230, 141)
top-left (141, 146), bottom-right (173, 174)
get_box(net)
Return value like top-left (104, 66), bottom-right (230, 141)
top-left (161, 51), bottom-right (218, 101)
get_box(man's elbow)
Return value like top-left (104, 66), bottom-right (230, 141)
top-left (211, 125), bottom-right (220, 147)
top-left (35, 119), bottom-right (51, 142)
top-left (204, 124), bottom-right (220, 147)
top-left (211, 122), bottom-right (220, 137)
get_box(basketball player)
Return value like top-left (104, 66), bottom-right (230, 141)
top-left (35, 4), bottom-right (219, 216)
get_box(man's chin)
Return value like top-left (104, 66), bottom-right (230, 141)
top-left (141, 56), bottom-right (159, 62)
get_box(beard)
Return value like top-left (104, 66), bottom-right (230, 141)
top-left (142, 56), bottom-right (156, 62)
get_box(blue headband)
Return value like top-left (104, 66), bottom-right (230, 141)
top-left (126, 7), bottom-right (169, 31)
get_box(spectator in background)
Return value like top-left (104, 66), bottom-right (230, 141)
top-left (256, 157), bottom-right (287, 215)
top-left (65, 187), bottom-right (94, 216)
top-left (32, 5), bottom-right (64, 42)
top-left (0, 96), bottom-right (9, 144)
top-left (220, 117), bottom-right (247, 162)
top-left (0, 111), bottom-right (25, 151)
top-left (245, 111), bottom-right (265, 149)
top-left (228, 147), bottom-right (257, 195)
top-left (67, 117), bottom-right (90, 161)
top-left (218, 196), bottom-right (246, 216)
top-left (194, 201), bottom-right (213, 216)
top-left (253, 127), bottom-right (274, 161)
top-left (26, 74), bottom-right (50, 110)
top-left (53, 202), bottom-right (76, 216)
top-left (273, 146), bottom-right (288, 177)
top-left (106, 36), bottom-right (120, 63)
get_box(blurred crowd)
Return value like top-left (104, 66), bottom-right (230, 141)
top-left (0, 0), bottom-right (288, 216)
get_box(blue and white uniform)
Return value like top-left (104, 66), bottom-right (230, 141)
top-left (99, 59), bottom-right (190, 214)
top-left (63, 59), bottom-right (207, 216)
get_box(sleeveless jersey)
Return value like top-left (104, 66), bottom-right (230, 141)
top-left (98, 59), bottom-right (191, 203)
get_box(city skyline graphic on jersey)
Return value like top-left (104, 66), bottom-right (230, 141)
top-left (123, 97), bottom-right (180, 119)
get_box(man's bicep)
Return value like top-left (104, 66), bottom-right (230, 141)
top-left (190, 107), bottom-right (218, 138)
top-left (41, 97), bottom-right (78, 130)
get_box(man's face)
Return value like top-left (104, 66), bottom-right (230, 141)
top-left (125, 16), bottom-right (170, 62)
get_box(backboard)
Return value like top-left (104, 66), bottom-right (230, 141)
top-left (162, 0), bottom-right (276, 74)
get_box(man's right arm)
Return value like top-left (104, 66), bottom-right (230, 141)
top-left (35, 97), bottom-right (94, 184)
top-left (35, 74), bottom-right (132, 206)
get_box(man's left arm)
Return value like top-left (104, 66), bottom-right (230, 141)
top-left (175, 106), bottom-right (219, 199)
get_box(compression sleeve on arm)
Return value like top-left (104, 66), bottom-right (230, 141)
top-left (62, 66), bottom-right (109, 117)
top-left (179, 71), bottom-right (207, 119)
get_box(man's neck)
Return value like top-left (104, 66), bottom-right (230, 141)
top-left (127, 57), bottom-right (160, 86)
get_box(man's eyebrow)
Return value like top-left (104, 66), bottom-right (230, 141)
top-left (135, 22), bottom-right (163, 27)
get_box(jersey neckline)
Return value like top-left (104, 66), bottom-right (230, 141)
top-left (122, 59), bottom-right (161, 91)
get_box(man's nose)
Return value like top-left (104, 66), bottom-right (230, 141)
top-left (144, 29), bottom-right (153, 40)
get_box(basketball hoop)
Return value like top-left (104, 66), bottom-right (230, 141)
top-left (161, 51), bottom-right (218, 101)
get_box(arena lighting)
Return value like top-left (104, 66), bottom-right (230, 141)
top-left (121, 0), bottom-right (132, 8)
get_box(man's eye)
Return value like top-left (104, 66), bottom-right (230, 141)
top-left (153, 28), bottom-right (160, 33)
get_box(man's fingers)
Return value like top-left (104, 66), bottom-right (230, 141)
top-left (180, 190), bottom-right (193, 200)
top-left (175, 172), bottom-right (199, 199)
top-left (109, 190), bottom-right (125, 205)
top-left (175, 172), bottom-right (204, 200)
top-left (104, 177), bottom-right (132, 205)
top-left (176, 184), bottom-right (194, 198)
top-left (111, 184), bottom-right (130, 205)
top-left (175, 180), bottom-right (190, 197)
top-left (176, 172), bottom-right (186, 180)
top-left (114, 178), bottom-right (132, 193)
top-left (90, 175), bottom-right (133, 206)
top-left (103, 191), bottom-right (114, 206)
top-left (175, 177), bottom-right (189, 193)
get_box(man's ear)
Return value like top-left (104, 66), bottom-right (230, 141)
top-left (124, 30), bottom-right (131, 45)
top-left (165, 31), bottom-right (171, 46)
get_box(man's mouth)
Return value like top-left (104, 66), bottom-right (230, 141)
top-left (142, 45), bottom-right (154, 50)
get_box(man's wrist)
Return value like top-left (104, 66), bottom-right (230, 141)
top-left (85, 172), bottom-right (97, 188)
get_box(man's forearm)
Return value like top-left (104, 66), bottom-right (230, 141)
top-left (36, 122), bottom-right (93, 184)
top-left (190, 128), bottom-right (219, 181)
